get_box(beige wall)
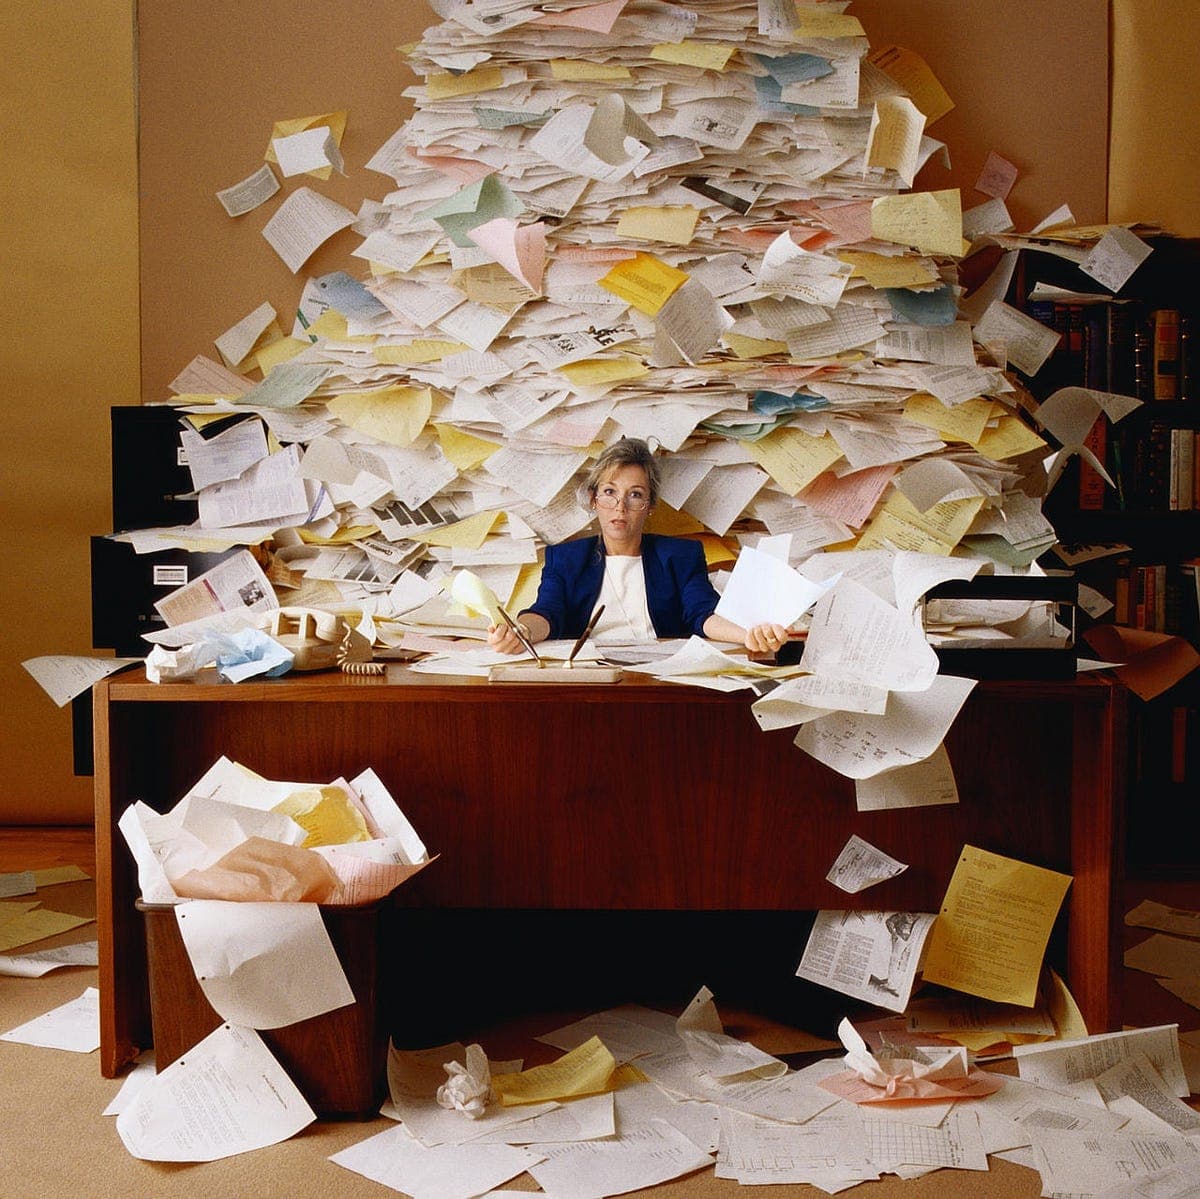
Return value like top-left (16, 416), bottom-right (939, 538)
top-left (0, 1), bottom-right (1186, 825)
top-left (0, 0), bottom-right (139, 824)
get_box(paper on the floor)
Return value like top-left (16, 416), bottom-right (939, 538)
top-left (385, 1042), bottom-right (559, 1147)
top-left (0, 984), bottom-right (99, 1052)
top-left (0, 903), bottom-right (94, 953)
top-left (116, 1023), bottom-right (315, 1160)
top-left (101, 1051), bottom-right (155, 1115)
top-left (0, 939), bottom-right (97, 977)
top-left (1126, 933), bottom-right (1200, 981)
top-left (1028, 1127), bottom-right (1200, 1195)
top-left (1094, 1051), bottom-right (1200, 1134)
top-left (1126, 899), bottom-right (1200, 939)
top-left (471, 1091), bottom-right (615, 1145)
top-left (1092, 1164), bottom-right (1200, 1197)
top-left (0, 871), bottom-right (35, 897)
top-left (525, 1117), bottom-right (713, 1199)
top-left (173, 899), bottom-right (353, 1028)
top-left (330, 1123), bottom-right (541, 1199)
top-left (1014, 1025), bottom-right (1190, 1098)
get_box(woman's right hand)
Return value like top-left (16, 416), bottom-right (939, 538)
top-left (487, 622), bottom-right (529, 655)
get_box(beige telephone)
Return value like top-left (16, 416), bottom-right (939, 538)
top-left (265, 608), bottom-right (348, 672)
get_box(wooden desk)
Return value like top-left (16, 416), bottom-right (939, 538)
top-left (93, 669), bottom-right (1125, 1077)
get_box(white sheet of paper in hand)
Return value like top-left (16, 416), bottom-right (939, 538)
top-left (715, 545), bottom-right (837, 628)
top-left (116, 1022), bottom-right (315, 1161)
top-left (174, 900), bottom-right (353, 1029)
top-left (0, 985), bottom-right (99, 1052)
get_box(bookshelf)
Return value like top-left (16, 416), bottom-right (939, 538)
top-left (1015, 238), bottom-right (1200, 871)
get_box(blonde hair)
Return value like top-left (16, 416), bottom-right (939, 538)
top-left (582, 437), bottom-right (661, 504)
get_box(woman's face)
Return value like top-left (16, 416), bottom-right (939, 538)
top-left (592, 463), bottom-right (653, 554)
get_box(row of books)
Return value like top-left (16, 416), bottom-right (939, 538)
top-left (1026, 297), bottom-right (1195, 404)
top-left (1112, 558), bottom-right (1200, 636)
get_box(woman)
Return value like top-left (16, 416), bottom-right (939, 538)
top-left (487, 438), bottom-right (790, 654)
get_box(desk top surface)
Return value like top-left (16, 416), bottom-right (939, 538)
top-left (96, 664), bottom-right (1118, 707)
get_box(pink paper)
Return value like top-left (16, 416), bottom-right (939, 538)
top-left (819, 1067), bottom-right (1003, 1103)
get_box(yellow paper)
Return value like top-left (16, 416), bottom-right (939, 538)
top-left (31, 865), bottom-right (90, 886)
top-left (303, 309), bottom-right (354, 343)
top-left (724, 332), bottom-right (788, 359)
top-left (696, 533), bottom-right (738, 568)
top-left (326, 386), bottom-right (433, 447)
top-left (745, 428), bottom-right (843, 495)
top-left (412, 510), bottom-right (502, 549)
top-left (644, 501), bottom-right (706, 537)
top-left (838, 251), bottom-right (940, 289)
top-left (491, 1035), bottom-right (617, 1106)
top-left (449, 568), bottom-right (503, 625)
top-left (556, 355), bottom-right (650, 387)
top-left (435, 422), bottom-right (501, 471)
top-left (870, 190), bottom-right (965, 258)
top-left (1047, 966), bottom-right (1090, 1039)
top-left (868, 45), bottom-right (955, 125)
top-left (904, 394), bottom-right (992, 444)
top-left (225, 320), bottom-right (284, 373)
top-left (256, 336), bottom-right (309, 374)
top-left (549, 59), bottom-right (631, 81)
top-left (792, 4), bottom-right (865, 38)
top-left (969, 414), bottom-right (1047, 461)
top-left (296, 524), bottom-right (379, 545)
top-left (425, 66), bottom-right (506, 99)
top-left (264, 110), bottom-right (347, 180)
top-left (273, 786), bottom-right (372, 848)
top-left (649, 41), bottom-right (736, 70)
top-left (922, 845), bottom-right (1073, 1007)
top-left (375, 340), bottom-right (467, 366)
top-left (598, 252), bottom-right (689, 315)
top-left (0, 907), bottom-right (94, 952)
top-left (856, 491), bottom-right (984, 555)
top-left (615, 205), bottom-right (701, 245)
top-left (867, 95), bottom-right (926, 186)
top-left (508, 560), bottom-right (542, 615)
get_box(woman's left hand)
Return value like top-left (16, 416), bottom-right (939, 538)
top-left (744, 623), bottom-right (790, 654)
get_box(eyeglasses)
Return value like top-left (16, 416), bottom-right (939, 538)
top-left (594, 489), bottom-right (651, 511)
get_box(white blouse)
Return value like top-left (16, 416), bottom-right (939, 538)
top-left (589, 555), bottom-right (654, 642)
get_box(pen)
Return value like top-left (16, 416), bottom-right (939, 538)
top-left (566, 605), bottom-right (605, 668)
top-left (497, 604), bottom-right (542, 666)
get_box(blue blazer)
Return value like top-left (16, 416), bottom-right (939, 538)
top-left (522, 534), bottom-right (719, 640)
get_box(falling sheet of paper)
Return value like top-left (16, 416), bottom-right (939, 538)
top-left (825, 835), bottom-right (908, 893)
top-left (855, 742), bottom-right (960, 811)
top-left (173, 900), bottom-right (354, 1029)
top-left (1015, 1025), bottom-right (1190, 1099)
top-left (116, 1023), bottom-right (315, 1161)
top-left (0, 985), bottom-right (100, 1051)
top-left (1125, 899), bottom-right (1200, 940)
top-left (21, 654), bottom-right (143, 707)
top-left (0, 939), bottom-right (97, 977)
top-left (714, 545), bottom-right (836, 628)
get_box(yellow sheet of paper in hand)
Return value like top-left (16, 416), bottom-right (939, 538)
top-left (449, 568), bottom-right (503, 625)
top-left (327, 386), bottom-right (433, 448)
top-left (871, 190), bottom-right (965, 258)
top-left (923, 845), bottom-right (1072, 1008)
top-left (598, 253), bottom-right (689, 315)
top-left (273, 786), bottom-right (372, 848)
top-left (491, 1035), bottom-right (617, 1106)
top-left (745, 428), bottom-right (843, 495)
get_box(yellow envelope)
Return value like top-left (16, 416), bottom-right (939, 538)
top-left (922, 845), bottom-right (1072, 1008)
top-left (273, 786), bottom-right (373, 848)
top-left (326, 386), bottom-right (433, 447)
top-left (491, 1035), bottom-right (617, 1106)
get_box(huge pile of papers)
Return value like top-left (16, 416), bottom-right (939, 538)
top-left (124, 0), bottom-right (1141, 649)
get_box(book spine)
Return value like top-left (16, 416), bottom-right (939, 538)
top-left (1153, 307), bottom-right (1181, 401)
top-left (1078, 416), bottom-right (1107, 510)
top-left (1179, 313), bottom-right (1193, 403)
top-left (1134, 322), bottom-right (1155, 404)
top-left (1106, 302), bottom-right (1138, 397)
top-left (1155, 563), bottom-right (1166, 632)
top-left (1114, 556), bottom-right (1132, 625)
